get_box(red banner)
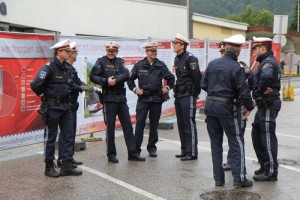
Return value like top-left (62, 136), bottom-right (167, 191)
top-left (0, 33), bottom-right (54, 137)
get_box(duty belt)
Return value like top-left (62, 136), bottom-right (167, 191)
top-left (207, 96), bottom-right (239, 105)
top-left (174, 83), bottom-right (195, 94)
top-left (46, 97), bottom-right (69, 105)
top-left (103, 89), bottom-right (126, 95)
top-left (142, 90), bottom-right (161, 97)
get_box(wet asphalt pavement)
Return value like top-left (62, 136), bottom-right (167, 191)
top-left (1, 94), bottom-right (300, 200)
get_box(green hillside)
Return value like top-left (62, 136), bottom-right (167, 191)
top-left (192, 0), bottom-right (294, 24)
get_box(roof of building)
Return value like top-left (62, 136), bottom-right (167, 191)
top-left (192, 13), bottom-right (248, 31)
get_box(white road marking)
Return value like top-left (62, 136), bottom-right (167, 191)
top-left (79, 165), bottom-right (167, 200)
top-left (37, 151), bottom-right (166, 200)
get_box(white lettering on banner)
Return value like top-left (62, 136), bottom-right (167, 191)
top-left (0, 39), bottom-right (53, 58)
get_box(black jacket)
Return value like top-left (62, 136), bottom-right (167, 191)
top-left (174, 51), bottom-right (202, 98)
top-left (30, 56), bottom-right (73, 111)
top-left (90, 56), bottom-right (128, 103)
top-left (128, 57), bottom-right (175, 102)
top-left (201, 52), bottom-right (254, 117)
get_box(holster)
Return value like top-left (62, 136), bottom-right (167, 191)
top-left (96, 90), bottom-right (104, 104)
top-left (174, 83), bottom-right (196, 95)
top-left (254, 96), bottom-right (279, 108)
top-left (159, 89), bottom-right (170, 102)
top-left (207, 96), bottom-right (240, 117)
top-left (38, 104), bottom-right (48, 126)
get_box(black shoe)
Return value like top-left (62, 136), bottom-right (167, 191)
top-left (215, 181), bottom-right (225, 186)
top-left (128, 155), bottom-right (146, 161)
top-left (253, 174), bottom-right (277, 181)
top-left (181, 156), bottom-right (197, 161)
top-left (175, 153), bottom-right (186, 158)
top-left (45, 161), bottom-right (60, 178)
top-left (60, 160), bottom-right (82, 176)
top-left (57, 160), bottom-right (77, 168)
top-left (234, 179), bottom-right (253, 188)
top-left (254, 167), bottom-right (264, 175)
top-left (72, 159), bottom-right (83, 165)
top-left (223, 163), bottom-right (231, 171)
top-left (149, 151), bottom-right (157, 157)
top-left (108, 157), bottom-right (119, 163)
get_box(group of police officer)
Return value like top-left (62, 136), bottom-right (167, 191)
top-left (202, 34), bottom-right (281, 187)
top-left (31, 33), bottom-right (281, 188)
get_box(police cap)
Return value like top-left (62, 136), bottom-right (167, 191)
top-left (50, 39), bottom-right (71, 51)
top-left (252, 36), bottom-right (272, 49)
top-left (172, 33), bottom-right (190, 45)
top-left (224, 34), bottom-right (245, 47)
top-left (105, 41), bottom-right (120, 51)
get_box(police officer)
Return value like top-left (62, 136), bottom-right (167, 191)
top-left (251, 37), bottom-right (281, 182)
top-left (172, 33), bottom-right (201, 161)
top-left (201, 34), bottom-right (254, 187)
top-left (219, 41), bottom-right (226, 57)
top-left (127, 42), bottom-right (175, 157)
top-left (30, 39), bottom-right (82, 177)
top-left (90, 41), bottom-right (145, 163)
top-left (57, 41), bottom-right (91, 168)
top-left (219, 42), bottom-right (255, 171)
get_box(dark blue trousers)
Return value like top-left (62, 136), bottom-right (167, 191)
top-left (175, 95), bottom-right (198, 157)
top-left (206, 115), bottom-right (246, 183)
top-left (135, 100), bottom-right (162, 153)
top-left (58, 110), bottom-right (77, 162)
top-left (71, 110), bottom-right (77, 155)
top-left (45, 109), bottom-right (73, 162)
top-left (103, 102), bottom-right (138, 158)
top-left (252, 104), bottom-right (280, 177)
top-left (226, 105), bottom-right (246, 166)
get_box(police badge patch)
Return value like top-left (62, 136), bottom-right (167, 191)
top-left (189, 62), bottom-right (197, 70)
top-left (39, 71), bottom-right (47, 79)
top-left (262, 63), bottom-right (270, 69)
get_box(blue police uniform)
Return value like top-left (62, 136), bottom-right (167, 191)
top-left (174, 51), bottom-right (201, 159)
top-left (57, 63), bottom-right (85, 166)
top-left (201, 52), bottom-right (254, 185)
top-left (127, 57), bottom-right (175, 155)
top-left (67, 63), bottom-right (85, 152)
top-left (90, 56), bottom-right (144, 162)
top-left (225, 61), bottom-right (255, 170)
top-left (252, 50), bottom-right (281, 180)
top-left (30, 56), bottom-right (75, 173)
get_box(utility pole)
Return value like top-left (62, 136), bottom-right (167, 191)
top-left (297, 0), bottom-right (299, 32)
top-left (187, 0), bottom-right (193, 38)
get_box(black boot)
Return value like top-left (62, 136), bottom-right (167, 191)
top-left (57, 160), bottom-right (77, 168)
top-left (60, 160), bottom-right (82, 176)
top-left (45, 161), bottom-right (60, 178)
top-left (254, 167), bottom-right (264, 175)
top-left (72, 159), bottom-right (83, 165)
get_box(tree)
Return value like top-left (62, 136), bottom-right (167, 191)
top-left (225, 5), bottom-right (274, 26)
top-left (289, 0), bottom-right (299, 31)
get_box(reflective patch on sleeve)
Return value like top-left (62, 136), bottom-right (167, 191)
top-left (39, 71), bottom-right (47, 79)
